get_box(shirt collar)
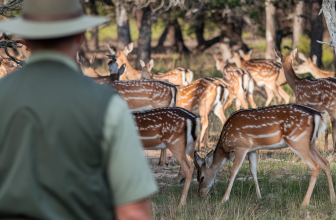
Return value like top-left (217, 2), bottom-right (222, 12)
top-left (26, 50), bottom-right (79, 72)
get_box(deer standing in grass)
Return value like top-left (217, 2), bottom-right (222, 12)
top-left (275, 48), bottom-right (336, 151)
top-left (194, 104), bottom-right (335, 206)
top-left (133, 107), bottom-right (200, 207)
top-left (108, 43), bottom-right (193, 85)
top-left (213, 54), bottom-right (257, 110)
top-left (229, 50), bottom-right (289, 106)
top-left (296, 53), bottom-right (334, 78)
top-left (158, 77), bottom-right (230, 166)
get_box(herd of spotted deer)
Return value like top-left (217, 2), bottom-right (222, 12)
top-left (2, 42), bottom-right (336, 208)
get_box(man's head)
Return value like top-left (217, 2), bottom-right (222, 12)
top-left (0, 0), bottom-right (108, 59)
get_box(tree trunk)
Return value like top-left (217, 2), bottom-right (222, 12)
top-left (89, 0), bottom-right (99, 50)
top-left (155, 19), bottom-right (189, 54)
top-left (310, 0), bottom-right (323, 68)
top-left (115, 1), bottom-right (131, 50)
top-left (292, 0), bottom-right (305, 49)
top-left (265, 0), bottom-right (276, 59)
top-left (192, 16), bottom-right (220, 55)
top-left (136, 6), bottom-right (152, 70)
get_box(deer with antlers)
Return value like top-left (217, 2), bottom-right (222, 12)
top-left (194, 104), bottom-right (335, 206)
top-left (275, 48), bottom-right (336, 151)
top-left (213, 54), bottom-right (257, 110)
top-left (108, 43), bottom-right (193, 85)
top-left (229, 50), bottom-right (289, 106)
top-left (133, 107), bottom-right (200, 207)
top-left (296, 52), bottom-right (334, 78)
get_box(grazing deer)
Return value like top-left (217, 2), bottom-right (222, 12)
top-left (229, 50), bottom-right (289, 106)
top-left (108, 43), bottom-right (193, 85)
top-left (296, 52), bottom-right (334, 78)
top-left (194, 104), bottom-right (335, 207)
top-left (275, 48), bottom-right (336, 151)
top-left (213, 54), bottom-right (257, 110)
top-left (158, 77), bottom-right (230, 166)
top-left (133, 107), bottom-right (200, 207)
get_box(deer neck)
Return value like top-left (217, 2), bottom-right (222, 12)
top-left (120, 58), bottom-right (142, 80)
top-left (283, 58), bottom-right (300, 94)
top-left (210, 144), bottom-right (231, 172)
top-left (309, 63), bottom-right (334, 78)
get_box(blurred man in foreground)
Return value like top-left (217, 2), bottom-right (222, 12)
top-left (0, 0), bottom-right (157, 219)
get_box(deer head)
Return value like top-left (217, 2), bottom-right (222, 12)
top-left (107, 42), bottom-right (133, 69)
top-left (76, 52), bottom-right (100, 77)
top-left (295, 52), bottom-right (316, 74)
top-left (139, 59), bottom-right (153, 80)
top-left (194, 150), bottom-right (231, 196)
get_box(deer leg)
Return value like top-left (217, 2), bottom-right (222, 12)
top-left (158, 149), bottom-right (168, 166)
top-left (271, 84), bottom-right (283, 104)
top-left (236, 93), bottom-right (249, 109)
top-left (311, 142), bottom-right (335, 203)
top-left (286, 140), bottom-right (321, 206)
top-left (223, 93), bottom-right (234, 111)
top-left (222, 149), bottom-right (248, 203)
top-left (198, 114), bottom-right (209, 149)
top-left (169, 145), bottom-right (194, 208)
top-left (247, 94), bottom-right (257, 108)
top-left (248, 152), bottom-right (261, 198)
top-left (331, 117), bottom-right (336, 154)
top-left (235, 100), bottom-right (241, 110)
top-left (214, 102), bottom-right (226, 125)
top-left (277, 85), bottom-right (290, 104)
top-left (264, 86), bottom-right (274, 106)
top-left (325, 129), bottom-right (329, 152)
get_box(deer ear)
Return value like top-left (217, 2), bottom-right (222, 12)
top-left (118, 63), bottom-right (126, 76)
top-left (247, 50), bottom-right (253, 57)
top-left (148, 59), bottom-right (154, 71)
top-left (108, 44), bottom-right (116, 56)
top-left (194, 151), bottom-right (203, 169)
top-left (290, 48), bottom-right (298, 60)
top-left (298, 52), bottom-right (307, 62)
top-left (124, 42), bottom-right (134, 56)
top-left (205, 150), bottom-right (214, 168)
top-left (238, 50), bottom-right (245, 59)
top-left (90, 53), bottom-right (96, 64)
top-left (312, 55), bottom-right (317, 65)
top-left (140, 60), bottom-right (146, 68)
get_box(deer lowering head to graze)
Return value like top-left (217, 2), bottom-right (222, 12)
top-left (194, 104), bottom-right (335, 207)
top-left (133, 107), bottom-right (200, 207)
top-left (229, 50), bottom-right (289, 106)
top-left (213, 54), bottom-right (256, 110)
top-left (139, 59), bottom-right (153, 80)
top-left (275, 48), bottom-right (336, 152)
top-left (296, 52), bottom-right (334, 78)
top-left (108, 43), bottom-right (193, 85)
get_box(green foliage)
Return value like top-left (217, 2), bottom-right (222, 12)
top-left (322, 44), bottom-right (334, 70)
top-left (297, 34), bottom-right (311, 57)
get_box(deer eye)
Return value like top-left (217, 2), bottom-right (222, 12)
top-left (200, 176), bottom-right (204, 183)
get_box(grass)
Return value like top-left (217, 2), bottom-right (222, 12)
top-left (151, 148), bottom-right (336, 219)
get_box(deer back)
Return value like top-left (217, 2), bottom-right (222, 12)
top-left (218, 104), bottom-right (324, 152)
top-left (132, 107), bottom-right (199, 151)
top-left (244, 60), bottom-right (281, 85)
top-left (112, 80), bottom-right (177, 111)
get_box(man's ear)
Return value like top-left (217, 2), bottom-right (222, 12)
top-left (124, 42), bottom-right (134, 56)
top-left (205, 150), bottom-right (214, 168)
top-left (194, 151), bottom-right (203, 169)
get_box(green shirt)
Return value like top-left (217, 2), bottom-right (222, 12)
top-left (0, 50), bottom-right (158, 219)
